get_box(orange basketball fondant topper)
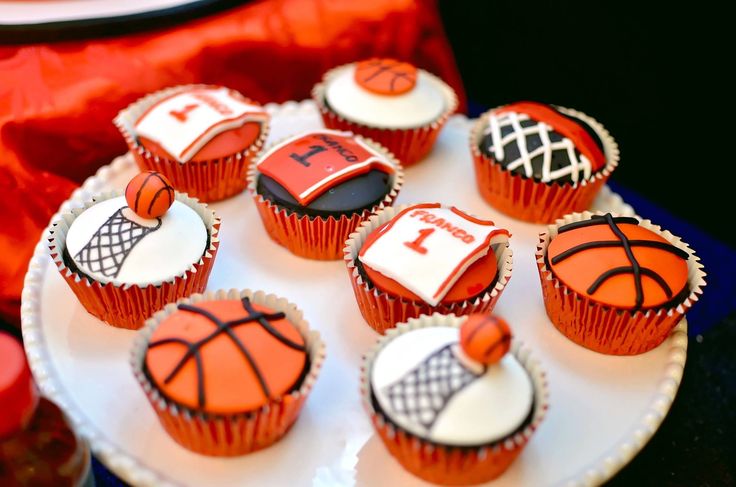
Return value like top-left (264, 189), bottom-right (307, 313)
top-left (354, 59), bottom-right (418, 95)
top-left (460, 314), bottom-right (512, 365)
top-left (125, 171), bottom-right (175, 219)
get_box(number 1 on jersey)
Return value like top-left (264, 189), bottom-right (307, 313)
top-left (404, 228), bottom-right (435, 255)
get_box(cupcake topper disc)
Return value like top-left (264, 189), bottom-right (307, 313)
top-left (354, 59), bottom-right (418, 95)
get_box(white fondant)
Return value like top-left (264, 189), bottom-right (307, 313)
top-left (66, 196), bottom-right (207, 287)
top-left (371, 326), bottom-right (534, 446)
top-left (324, 65), bottom-right (445, 129)
top-left (359, 206), bottom-right (508, 306)
top-left (134, 87), bottom-right (267, 163)
top-left (484, 110), bottom-right (592, 183)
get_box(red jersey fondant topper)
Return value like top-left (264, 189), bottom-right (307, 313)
top-left (496, 101), bottom-right (607, 172)
top-left (354, 59), bottom-right (418, 95)
top-left (256, 130), bottom-right (395, 205)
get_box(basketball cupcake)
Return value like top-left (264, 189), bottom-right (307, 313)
top-left (313, 59), bottom-right (458, 166)
top-left (131, 288), bottom-right (325, 456)
top-left (362, 313), bottom-right (548, 485)
top-left (470, 101), bottom-right (619, 223)
top-left (537, 211), bottom-right (706, 355)
top-left (345, 203), bottom-right (513, 333)
top-left (248, 129), bottom-right (402, 260)
top-left (115, 84), bottom-right (269, 202)
top-left (48, 171), bottom-right (220, 329)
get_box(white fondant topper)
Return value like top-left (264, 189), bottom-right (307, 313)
top-left (325, 64), bottom-right (446, 129)
top-left (359, 204), bottom-right (509, 306)
top-left (66, 196), bottom-right (207, 287)
top-left (371, 326), bottom-right (534, 446)
top-left (134, 87), bottom-right (267, 163)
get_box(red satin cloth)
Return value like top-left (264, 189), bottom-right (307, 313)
top-left (0, 0), bottom-right (465, 325)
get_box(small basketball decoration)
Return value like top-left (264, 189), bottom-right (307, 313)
top-left (355, 58), bottom-right (418, 95)
top-left (125, 171), bottom-right (175, 219)
top-left (547, 214), bottom-right (690, 311)
top-left (460, 314), bottom-right (512, 365)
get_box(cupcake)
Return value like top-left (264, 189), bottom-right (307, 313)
top-left (470, 101), bottom-right (619, 223)
top-left (345, 203), bottom-right (513, 333)
top-left (313, 59), bottom-right (458, 166)
top-left (537, 211), bottom-right (706, 355)
top-left (362, 313), bottom-right (548, 485)
top-left (48, 171), bottom-right (220, 330)
top-left (131, 289), bottom-right (325, 456)
top-left (248, 129), bottom-right (402, 260)
top-left (115, 84), bottom-right (269, 202)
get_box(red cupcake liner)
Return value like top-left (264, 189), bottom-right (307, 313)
top-left (537, 211), bottom-right (706, 355)
top-left (469, 106), bottom-right (620, 223)
top-left (131, 289), bottom-right (326, 456)
top-left (361, 314), bottom-right (549, 485)
top-left (312, 63), bottom-right (458, 167)
top-left (115, 84), bottom-right (269, 202)
top-left (344, 204), bottom-right (513, 334)
top-left (48, 192), bottom-right (220, 330)
top-left (248, 134), bottom-right (403, 261)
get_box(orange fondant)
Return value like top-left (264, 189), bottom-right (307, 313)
top-left (497, 101), bottom-right (607, 172)
top-left (139, 122), bottom-right (262, 162)
top-left (360, 221), bottom-right (499, 304)
top-left (124, 171), bottom-right (174, 219)
top-left (547, 222), bottom-right (689, 310)
top-left (460, 314), bottom-right (511, 365)
top-left (145, 300), bottom-right (306, 414)
top-left (354, 59), bottom-right (417, 95)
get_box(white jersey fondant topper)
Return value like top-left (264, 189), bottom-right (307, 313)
top-left (359, 204), bottom-right (510, 306)
top-left (134, 87), bottom-right (267, 163)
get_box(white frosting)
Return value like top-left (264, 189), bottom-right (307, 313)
top-left (324, 65), bottom-right (446, 129)
top-left (371, 326), bottom-right (534, 446)
top-left (134, 87), bottom-right (267, 163)
top-left (66, 196), bottom-right (207, 287)
top-left (359, 206), bottom-right (509, 306)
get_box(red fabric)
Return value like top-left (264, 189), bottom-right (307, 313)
top-left (0, 0), bottom-right (465, 325)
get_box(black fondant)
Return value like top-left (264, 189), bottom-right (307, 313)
top-left (257, 169), bottom-right (392, 219)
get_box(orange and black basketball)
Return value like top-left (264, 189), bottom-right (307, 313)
top-left (547, 214), bottom-right (690, 311)
top-left (354, 58), bottom-right (418, 95)
top-left (460, 314), bottom-right (512, 365)
top-left (125, 171), bottom-right (175, 219)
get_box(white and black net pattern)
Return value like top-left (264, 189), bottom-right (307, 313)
top-left (74, 207), bottom-right (161, 279)
top-left (482, 111), bottom-right (592, 184)
top-left (381, 344), bottom-right (481, 432)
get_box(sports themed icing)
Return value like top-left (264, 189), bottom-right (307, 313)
top-left (134, 86), bottom-right (268, 163)
top-left (145, 297), bottom-right (307, 414)
top-left (256, 130), bottom-right (395, 205)
top-left (359, 204), bottom-right (509, 306)
top-left (65, 196), bottom-right (207, 287)
top-left (324, 61), bottom-right (445, 129)
top-left (459, 314), bottom-right (512, 365)
top-left (125, 171), bottom-right (175, 219)
top-left (547, 213), bottom-right (690, 311)
top-left (371, 325), bottom-right (533, 446)
top-left (480, 101), bottom-right (607, 184)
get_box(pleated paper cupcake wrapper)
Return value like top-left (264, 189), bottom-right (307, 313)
top-left (312, 63), bottom-right (458, 167)
top-left (48, 191), bottom-right (220, 330)
top-left (469, 106), bottom-right (620, 223)
top-left (361, 313), bottom-right (549, 485)
top-left (344, 204), bottom-right (513, 334)
top-left (130, 289), bottom-right (326, 456)
top-left (537, 211), bottom-right (706, 355)
top-left (114, 84), bottom-right (269, 202)
top-left (248, 134), bottom-right (404, 261)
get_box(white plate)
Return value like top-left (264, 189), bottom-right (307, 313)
top-left (21, 100), bottom-right (687, 487)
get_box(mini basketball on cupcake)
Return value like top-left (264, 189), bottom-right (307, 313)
top-left (115, 85), bottom-right (269, 202)
top-left (362, 313), bottom-right (548, 485)
top-left (131, 289), bottom-right (325, 456)
top-left (345, 203), bottom-right (513, 333)
top-left (470, 101), bottom-right (619, 223)
top-left (537, 211), bottom-right (706, 355)
top-left (249, 129), bottom-right (402, 260)
top-left (48, 171), bottom-right (220, 330)
top-left (313, 58), bottom-right (458, 166)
